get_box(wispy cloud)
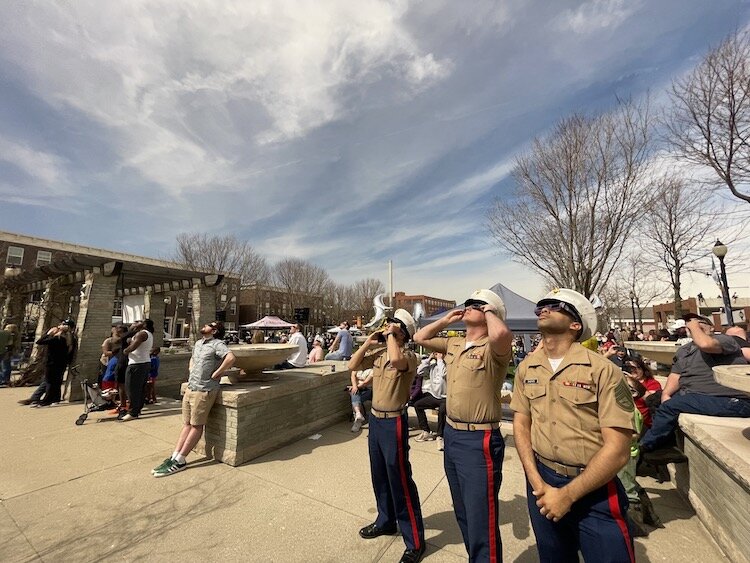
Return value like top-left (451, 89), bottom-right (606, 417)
top-left (0, 136), bottom-right (69, 189)
top-left (0, 0), bottom-right (748, 302)
top-left (558, 0), bottom-right (642, 34)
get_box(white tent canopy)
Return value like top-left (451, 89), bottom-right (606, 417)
top-left (240, 315), bottom-right (293, 330)
top-left (418, 283), bottom-right (539, 333)
top-left (327, 326), bottom-right (362, 334)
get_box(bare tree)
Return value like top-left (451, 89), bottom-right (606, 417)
top-left (488, 100), bottom-right (654, 298)
top-left (172, 232), bottom-right (270, 320)
top-left (666, 31), bottom-right (750, 204)
top-left (619, 253), bottom-right (669, 330)
top-left (599, 278), bottom-right (630, 332)
top-left (351, 278), bottom-right (386, 320)
top-left (641, 174), bottom-right (744, 317)
top-left (273, 258), bottom-right (330, 314)
top-left (173, 233), bottom-right (270, 285)
top-left (324, 282), bottom-right (357, 325)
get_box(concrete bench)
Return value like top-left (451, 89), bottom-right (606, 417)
top-left (184, 365), bottom-right (352, 466)
top-left (672, 413), bottom-right (750, 563)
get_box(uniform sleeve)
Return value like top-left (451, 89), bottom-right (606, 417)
top-left (490, 345), bottom-right (513, 365)
top-left (356, 349), bottom-right (380, 370)
top-left (420, 337), bottom-right (449, 353)
top-left (509, 364), bottom-right (530, 415)
top-left (596, 365), bottom-right (636, 431)
top-left (403, 351), bottom-right (419, 374)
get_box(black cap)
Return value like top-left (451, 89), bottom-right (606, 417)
top-left (682, 313), bottom-right (712, 324)
top-left (61, 319), bottom-right (76, 328)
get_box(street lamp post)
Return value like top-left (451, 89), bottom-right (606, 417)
top-left (628, 290), bottom-right (637, 332)
top-left (712, 240), bottom-right (734, 326)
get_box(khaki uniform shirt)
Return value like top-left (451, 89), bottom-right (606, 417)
top-left (510, 343), bottom-right (635, 467)
top-left (358, 346), bottom-right (419, 412)
top-left (422, 336), bottom-right (511, 423)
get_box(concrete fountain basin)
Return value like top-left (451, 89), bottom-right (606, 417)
top-left (220, 343), bottom-right (298, 383)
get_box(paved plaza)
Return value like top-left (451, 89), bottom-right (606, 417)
top-left (0, 386), bottom-right (726, 562)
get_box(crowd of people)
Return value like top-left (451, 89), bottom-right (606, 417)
top-left (16, 319), bottom-right (161, 421)
top-left (5, 285), bottom-right (750, 563)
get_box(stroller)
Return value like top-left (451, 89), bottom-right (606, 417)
top-left (75, 379), bottom-right (118, 426)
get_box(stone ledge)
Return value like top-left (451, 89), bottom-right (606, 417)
top-left (675, 413), bottom-right (750, 563)
top-left (678, 414), bottom-right (750, 490)
top-left (184, 367), bottom-right (352, 467)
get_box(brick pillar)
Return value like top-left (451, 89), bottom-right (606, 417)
top-left (191, 286), bottom-right (217, 346)
top-left (144, 290), bottom-right (165, 348)
top-left (30, 281), bottom-right (71, 364)
top-left (1, 288), bottom-right (25, 327)
top-left (65, 271), bottom-right (117, 401)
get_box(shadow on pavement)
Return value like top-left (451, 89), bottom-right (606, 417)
top-left (30, 472), bottom-right (239, 562)
top-left (243, 421), bottom-right (360, 465)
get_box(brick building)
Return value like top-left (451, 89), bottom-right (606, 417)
top-left (393, 291), bottom-right (456, 317)
top-left (653, 296), bottom-right (750, 330)
top-left (239, 284), bottom-right (329, 329)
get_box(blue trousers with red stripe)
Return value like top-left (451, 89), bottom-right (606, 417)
top-left (444, 425), bottom-right (504, 562)
top-left (368, 413), bottom-right (425, 551)
top-left (527, 461), bottom-right (634, 563)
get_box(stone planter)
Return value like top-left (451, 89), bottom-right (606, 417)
top-left (713, 364), bottom-right (750, 395)
top-left (226, 343), bottom-right (299, 382)
top-left (626, 341), bottom-right (681, 365)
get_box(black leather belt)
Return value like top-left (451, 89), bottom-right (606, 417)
top-left (534, 453), bottom-right (585, 478)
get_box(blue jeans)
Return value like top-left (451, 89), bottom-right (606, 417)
top-left (0, 355), bottom-right (11, 384)
top-left (324, 350), bottom-right (350, 361)
top-left (640, 391), bottom-right (750, 451)
top-left (350, 386), bottom-right (372, 407)
top-left (30, 380), bottom-right (48, 402)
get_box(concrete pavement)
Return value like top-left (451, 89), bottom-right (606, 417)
top-left (0, 385), bottom-right (726, 562)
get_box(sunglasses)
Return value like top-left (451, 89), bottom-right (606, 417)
top-left (386, 318), bottom-right (404, 329)
top-left (534, 302), bottom-right (580, 321)
top-left (463, 299), bottom-right (486, 311)
top-left (626, 363), bottom-right (641, 370)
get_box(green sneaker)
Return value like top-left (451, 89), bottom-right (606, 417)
top-left (153, 459), bottom-right (187, 478)
top-left (151, 457), bottom-right (172, 475)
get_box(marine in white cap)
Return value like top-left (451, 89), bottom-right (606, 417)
top-left (414, 288), bottom-right (513, 562)
top-left (510, 288), bottom-right (636, 563)
top-left (348, 309), bottom-right (426, 563)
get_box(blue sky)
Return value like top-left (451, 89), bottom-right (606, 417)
top-left (1, 0), bottom-right (749, 303)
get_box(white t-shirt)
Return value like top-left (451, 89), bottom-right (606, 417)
top-left (548, 357), bottom-right (563, 372)
top-left (287, 331), bottom-right (308, 367)
top-left (128, 330), bottom-right (153, 365)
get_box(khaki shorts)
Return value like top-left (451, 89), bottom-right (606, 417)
top-left (182, 388), bottom-right (219, 426)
